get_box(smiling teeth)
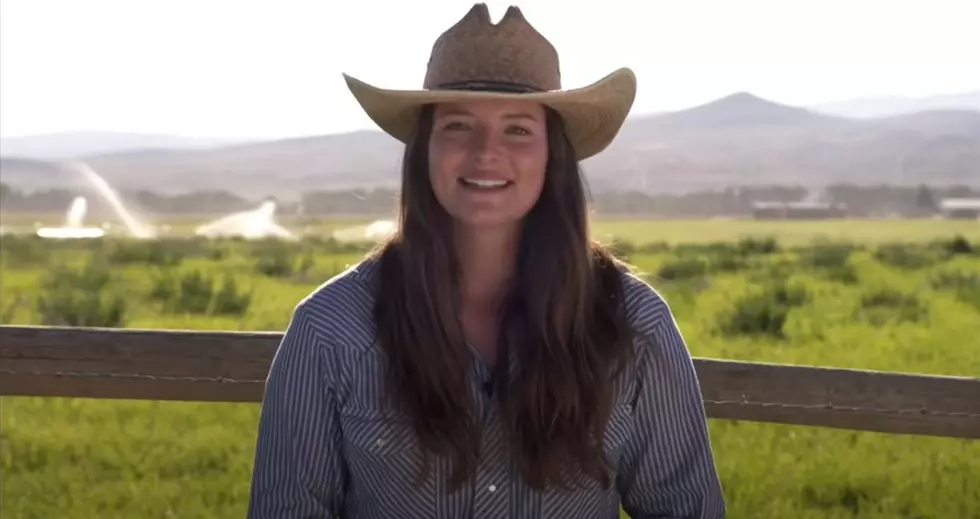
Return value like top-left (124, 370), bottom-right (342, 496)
top-left (462, 179), bottom-right (509, 188)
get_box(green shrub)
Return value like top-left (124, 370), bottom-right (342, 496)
top-left (711, 253), bottom-right (747, 273)
top-left (933, 234), bottom-right (973, 255)
top-left (722, 281), bottom-right (808, 339)
top-left (798, 242), bottom-right (858, 284)
top-left (150, 269), bottom-right (251, 316)
top-left (254, 243), bottom-right (295, 278)
top-left (856, 288), bottom-right (927, 325)
top-left (107, 241), bottom-right (183, 267)
top-left (0, 235), bottom-right (51, 267)
top-left (806, 243), bottom-right (854, 269)
top-left (737, 235), bottom-right (780, 254)
top-left (35, 260), bottom-right (127, 327)
top-left (658, 257), bottom-right (709, 281)
top-left (930, 269), bottom-right (980, 311)
top-left (874, 243), bottom-right (941, 270)
top-left (211, 276), bottom-right (252, 316)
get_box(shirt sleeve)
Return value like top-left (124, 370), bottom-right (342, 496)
top-left (616, 275), bottom-right (726, 519)
top-left (247, 303), bottom-right (346, 519)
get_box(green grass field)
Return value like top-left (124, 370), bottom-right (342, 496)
top-left (2, 218), bottom-right (979, 518)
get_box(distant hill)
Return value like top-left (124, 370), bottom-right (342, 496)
top-left (588, 94), bottom-right (980, 192)
top-left (2, 92), bottom-right (978, 197)
top-left (0, 131), bottom-right (240, 160)
top-left (808, 91), bottom-right (980, 118)
top-left (644, 92), bottom-right (842, 132)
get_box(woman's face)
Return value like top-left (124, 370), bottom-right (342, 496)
top-left (428, 99), bottom-right (549, 231)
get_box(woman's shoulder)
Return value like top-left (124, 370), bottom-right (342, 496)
top-left (290, 255), bottom-right (381, 351)
top-left (613, 262), bottom-right (675, 335)
top-left (302, 255), bottom-right (379, 307)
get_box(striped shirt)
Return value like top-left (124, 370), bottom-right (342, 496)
top-left (246, 257), bottom-right (725, 519)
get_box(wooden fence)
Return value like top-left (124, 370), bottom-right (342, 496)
top-left (1, 324), bottom-right (978, 439)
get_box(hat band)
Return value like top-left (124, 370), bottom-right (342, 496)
top-left (435, 80), bottom-right (542, 94)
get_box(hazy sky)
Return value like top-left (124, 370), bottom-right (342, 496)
top-left (1, 0), bottom-right (978, 139)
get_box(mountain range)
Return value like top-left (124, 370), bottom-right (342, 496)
top-left (1, 90), bottom-right (977, 197)
top-left (809, 90), bottom-right (979, 119)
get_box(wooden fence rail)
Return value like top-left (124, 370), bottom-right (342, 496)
top-left (1, 325), bottom-right (978, 439)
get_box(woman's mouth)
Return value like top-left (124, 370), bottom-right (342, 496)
top-left (459, 178), bottom-right (513, 190)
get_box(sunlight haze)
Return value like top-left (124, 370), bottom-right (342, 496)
top-left (1, 0), bottom-right (978, 139)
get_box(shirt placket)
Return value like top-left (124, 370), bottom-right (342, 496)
top-left (469, 358), bottom-right (510, 519)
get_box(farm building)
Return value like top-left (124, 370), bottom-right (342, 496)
top-left (939, 198), bottom-right (980, 220)
top-left (751, 201), bottom-right (848, 220)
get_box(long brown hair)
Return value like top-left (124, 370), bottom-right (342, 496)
top-left (371, 104), bottom-right (635, 492)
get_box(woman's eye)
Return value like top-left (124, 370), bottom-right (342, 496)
top-left (507, 126), bottom-right (532, 136)
top-left (443, 121), bottom-right (469, 131)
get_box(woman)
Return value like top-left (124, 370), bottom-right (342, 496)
top-left (247, 4), bottom-right (725, 518)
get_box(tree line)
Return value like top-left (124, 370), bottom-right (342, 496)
top-left (1, 182), bottom-right (977, 219)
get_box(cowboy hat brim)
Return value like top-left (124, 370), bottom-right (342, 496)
top-left (342, 67), bottom-right (637, 160)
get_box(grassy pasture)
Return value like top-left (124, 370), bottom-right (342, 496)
top-left (1, 217), bottom-right (979, 519)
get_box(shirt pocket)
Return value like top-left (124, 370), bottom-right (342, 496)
top-left (339, 406), bottom-right (437, 516)
top-left (340, 405), bottom-right (419, 458)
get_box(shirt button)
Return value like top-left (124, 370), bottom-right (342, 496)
top-left (488, 484), bottom-right (497, 493)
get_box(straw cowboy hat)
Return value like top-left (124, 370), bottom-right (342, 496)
top-left (343, 3), bottom-right (637, 160)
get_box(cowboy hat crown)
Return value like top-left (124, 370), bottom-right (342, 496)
top-left (423, 4), bottom-right (560, 92)
top-left (343, 3), bottom-right (636, 160)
